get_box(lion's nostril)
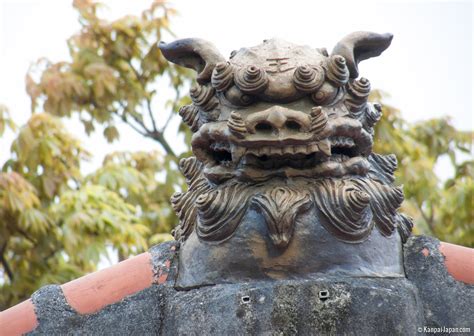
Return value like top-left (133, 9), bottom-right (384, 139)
top-left (285, 120), bottom-right (301, 131)
top-left (247, 108), bottom-right (311, 134)
top-left (255, 122), bottom-right (273, 132)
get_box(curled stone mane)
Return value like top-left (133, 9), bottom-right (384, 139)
top-left (172, 154), bottom-right (412, 247)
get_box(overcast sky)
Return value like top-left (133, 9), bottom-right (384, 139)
top-left (0, 0), bottom-right (472, 174)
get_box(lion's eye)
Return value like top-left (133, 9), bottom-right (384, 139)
top-left (223, 86), bottom-right (254, 107)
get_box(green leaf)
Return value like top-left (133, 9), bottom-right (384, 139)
top-left (103, 125), bottom-right (120, 143)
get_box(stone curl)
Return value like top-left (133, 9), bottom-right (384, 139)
top-left (310, 106), bottom-right (328, 135)
top-left (227, 112), bottom-right (247, 138)
top-left (190, 84), bottom-right (219, 111)
top-left (327, 55), bottom-right (350, 87)
top-left (293, 65), bottom-right (325, 93)
top-left (365, 104), bottom-right (382, 127)
top-left (179, 105), bottom-right (200, 132)
top-left (234, 65), bottom-right (269, 94)
top-left (211, 62), bottom-right (234, 92)
top-left (347, 77), bottom-right (371, 100)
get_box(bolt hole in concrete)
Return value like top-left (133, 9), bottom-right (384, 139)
top-left (241, 295), bottom-right (251, 304)
top-left (319, 290), bottom-right (330, 301)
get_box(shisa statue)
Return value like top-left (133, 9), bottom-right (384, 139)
top-left (1, 32), bottom-right (472, 336)
top-left (164, 32), bottom-right (412, 287)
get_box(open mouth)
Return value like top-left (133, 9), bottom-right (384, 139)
top-left (329, 136), bottom-right (359, 160)
top-left (192, 118), bottom-right (373, 183)
top-left (244, 152), bottom-right (321, 170)
top-left (209, 142), bottom-right (233, 166)
top-left (206, 135), bottom-right (359, 171)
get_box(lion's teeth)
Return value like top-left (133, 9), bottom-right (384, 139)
top-left (330, 136), bottom-right (355, 148)
top-left (308, 144), bottom-right (318, 153)
top-left (242, 141), bottom-right (334, 160)
top-left (247, 148), bottom-right (258, 155)
top-left (294, 145), bottom-right (306, 154)
top-left (268, 147), bottom-right (280, 155)
top-left (318, 141), bottom-right (331, 156)
top-left (282, 146), bottom-right (293, 155)
top-left (268, 147), bottom-right (277, 155)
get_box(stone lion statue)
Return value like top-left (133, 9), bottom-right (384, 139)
top-left (161, 32), bottom-right (413, 288)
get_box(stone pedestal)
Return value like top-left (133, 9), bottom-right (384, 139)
top-left (24, 237), bottom-right (473, 336)
top-left (164, 277), bottom-right (423, 335)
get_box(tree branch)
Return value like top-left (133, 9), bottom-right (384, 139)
top-left (116, 102), bottom-right (152, 134)
top-left (122, 117), bottom-right (149, 138)
top-left (0, 242), bottom-right (14, 282)
top-left (146, 98), bottom-right (158, 132)
top-left (160, 110), bottom-right (174, 134)
top-left (148, 131), bottom-right (176, 158)
top-left (113, 106), bottom-right (177, 159)
top-left (417, 202), bottom-right (436, 235)
top-left (120, 61), bottom-right (178, 159)
top-left (127, 59), bottom-right (144, 85)
top-left (124, 59), bottom-right (158, 133)
top-left (16, 228), bottom-right (37, 244)
top-left (160, 88), bottom-right (181, 134)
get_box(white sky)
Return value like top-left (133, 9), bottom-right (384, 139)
top-left (0, 0), bottom-right (473, 174)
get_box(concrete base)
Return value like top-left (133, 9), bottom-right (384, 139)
top-left (164, 277), bottom-right (423, 335)
top-left (23, 236), bottom-right (474, 335)
top-left (29, 277), bottom-right (423, 336)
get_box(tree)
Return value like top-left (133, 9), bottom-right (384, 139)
top-left (25, 0), bottom-right (193, 246)
top-left (371, 91), bottom-right (473, 247)
top-left (26, 0), bottom-right (191, 156)
top-left (0, 112), bottom-right (150, 309)
top-left (0, 0), bottom-right (192, 310)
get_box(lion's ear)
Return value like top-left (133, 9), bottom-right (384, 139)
top-left (159, 38), bottom-right (225, 84)
top-left (331, 32), bottom-right (393, 78)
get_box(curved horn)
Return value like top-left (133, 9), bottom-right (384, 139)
top-left (331, 32), bottom-right (393, 78)
top-left (159, 38), bottom-right (225, 84)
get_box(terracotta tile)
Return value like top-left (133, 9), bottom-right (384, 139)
top-left (61, 252), bottom-right (154, 314)
top-left (439, 242), bottom-right (474, 285)
top-left (0, 299), bottom-right (38, 335)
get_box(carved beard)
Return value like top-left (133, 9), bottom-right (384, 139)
top-left (171, 155), bottom-right (413, 249)
top-left (251, 187), bottom-right (312, 248)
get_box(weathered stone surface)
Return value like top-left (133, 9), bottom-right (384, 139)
top-left (21, 235), bottom-right (473, 335)
top-left (404, 235), bottom-right (474, 331)
top-left (28, 279), bottom-right (424, 336)
top-left (177, 204), bottom-right (404, 288)
top-left (30, 285), bottom-right (76, 331)
top-left (164, 278), bottom-right (423, 336)
top-left (149, 240), bottom-right (180, 285)
top-left (29, 285), bottom-right (164, 335)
